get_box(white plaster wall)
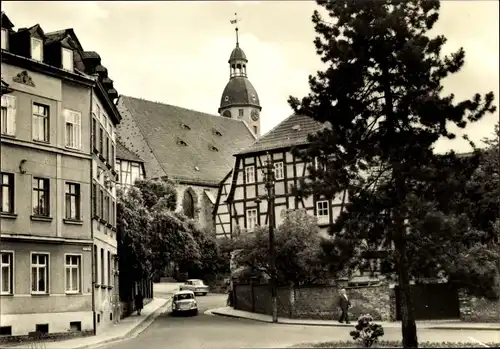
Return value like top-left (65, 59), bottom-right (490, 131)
top-left (0, 311), bottom-right (93, 336)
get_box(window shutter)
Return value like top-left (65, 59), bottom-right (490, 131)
top-left (7, 96), bottom-right (16, 136)
top-left (76, 112), bottom-right (81, 149)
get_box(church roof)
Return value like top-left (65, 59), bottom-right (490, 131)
top-left (236, 114), bottom-right (325, 155)
top-left (116, 96), bottom-right (257, 186)
top-left (229, 46), bottom-right (247, 62)
top-left (116, 140), bottom-right (144, 163)
top-left (219, 77), bottom-right (261, 111)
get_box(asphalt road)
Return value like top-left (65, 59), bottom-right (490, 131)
top-left (102, 293), bottom-right (500, 349)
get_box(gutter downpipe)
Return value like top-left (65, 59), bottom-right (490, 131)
top-left (90, 85), bottom-right (96, 336)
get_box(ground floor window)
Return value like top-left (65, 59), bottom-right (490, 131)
top-left (0, 251), bottom-right (13, 294)
top-left (65, 255), bottom-right (81, 293)
top-left (31, 253), bottom-right (49, 294)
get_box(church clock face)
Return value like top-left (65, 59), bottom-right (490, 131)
top-left (251, 109), bottom-right (259, 121)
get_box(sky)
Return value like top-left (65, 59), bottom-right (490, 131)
top-left (2, 0), bottom-right (498, 153)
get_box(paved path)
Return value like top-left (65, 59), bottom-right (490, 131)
top-left (99, 294), bottom-right (500, 349)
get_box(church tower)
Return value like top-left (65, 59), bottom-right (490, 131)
top-left (218, 14), bottom-right (262, 137)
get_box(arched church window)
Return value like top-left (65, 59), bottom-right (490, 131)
top-left (224, 96), bottom-right (229, 101)
top-left (183, 190), bottom-right (195, 218)
top-left (223, 110), bottom-right (232, 118)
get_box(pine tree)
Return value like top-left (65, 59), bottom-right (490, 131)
top-left (289, 1), bottom-right (496, 347)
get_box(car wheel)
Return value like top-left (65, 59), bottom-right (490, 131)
top-left (202, 293), bottom-right (207, 296)
top-left (193, 309), bottom-right (198, 316)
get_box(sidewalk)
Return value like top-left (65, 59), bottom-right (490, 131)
top-left (208, 307), bottom-right (500, 331)
top-left (7, 297), bottom-right (172, 349)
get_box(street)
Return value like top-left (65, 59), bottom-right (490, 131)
top-left (101, 292), bottom-right (500, 349)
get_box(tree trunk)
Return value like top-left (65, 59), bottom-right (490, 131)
top-left (395, 229), bottom-right (418, 348)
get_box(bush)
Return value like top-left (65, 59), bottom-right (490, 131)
top-left (349, 314), bottom-right (384, 348)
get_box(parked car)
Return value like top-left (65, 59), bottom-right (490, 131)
top-left (171, 290), bottom-right (198, 316)
top-left (179, 279), bottom-right (209, 296)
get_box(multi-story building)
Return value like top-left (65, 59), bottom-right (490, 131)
top-left (88, 56), bottom-right (121, 330)
top-left (213, 114), bottom-right (347, 239)
top-left (0, 12), bottom-right (121, 338)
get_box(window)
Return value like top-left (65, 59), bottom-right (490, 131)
top-left (32, 177), bottom-right (49, 216)
top-left (104, 195), bottom-right (109, 222)
top-left (245, 165), bottom-right (255, 184)
top-left (93, 245), bottom-right (98, 284)
top-left (65, 255), bottom-right (81, 293)
top-left (0, 252), bottom-right (13, 294)
top-left (131, 163), bottom-right (141, 185)
top-left (92, 183), bottom-right (97, 216)
top-left (110, 144), bottom-right (115, 167)
top-left (253, 126), bottom-right (258, 134)
top-left (183, 190), bottom-right (195, 218)
top-left (111, 201), bottom-right (116, 226)
top-left (238, 109), bottom-right (244, 117)
top-left (99, 189), bottom-right (104, 218)
top-left (32, 103), bottom-right (49, 142)
top-left (62, 48), bottom-right (73, 71)
top-left (100, 248), bottom-right (105, 285)
top-left (1, 95), bottom-right (16, 136)
top-left (105, 136), bottom-right (109, 160)
top-left (246, 209), bottom-right (258, 231)
top-left (92, 118), bottom-right (97, 150)
top-left (64, 109), bottom-right (81, 149)
top-left (31, 253), bottom-right (49, 294)
top-left (1, 28), bottom-right (8, 50)
top-left (107, 251), bottom-right (111, 286)
top-left (99, 127), bottom-right (104, 154)
top-left (0, 173), bottom-right (14, 214)
top-left (274, 162), bottom-right (284, 180)
top-left (316, 200), bottom-right (329, 225)
top-left (315, 157), bottom-right (325, 171)
top-left (65, 183), bottom-right (80, 220)
top-left (30, 37), bottom-right (43, 61)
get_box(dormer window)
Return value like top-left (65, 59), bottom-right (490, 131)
top-left (30, 37), bottom-right (43, 61)
top-left (62, 48), bottom-right (74, 71)
top-left (1, 29), bottom-right (8, 50)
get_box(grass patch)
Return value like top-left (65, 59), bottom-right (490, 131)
top-left (291, 340), bottom-right (500, 348)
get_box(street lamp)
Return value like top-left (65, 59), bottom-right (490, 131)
top-left (255, 152), bottom-right (278, 323)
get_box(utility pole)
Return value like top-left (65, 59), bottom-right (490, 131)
top-left (264, 152), bottom-right (278, 323)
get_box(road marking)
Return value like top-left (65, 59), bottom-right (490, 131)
top-left (468, 336), bottom-right (490, 347)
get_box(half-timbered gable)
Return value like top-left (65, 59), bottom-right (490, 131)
top-left (214, 114), bottom-right (348, 238)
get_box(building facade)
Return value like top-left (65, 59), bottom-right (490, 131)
top-left (1, 13), bottom-right (94, 337)
top-left (88, 56), bottom-right (121, 330)
top-left (213, 114), bottom-right (347, 239)
top-left (0, 12), bottom-right (121, 338)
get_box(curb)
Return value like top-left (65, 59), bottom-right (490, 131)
top-left (209, 310), bottom-right (500, 332)
top-left (76, 297), bottom-right (173, 349)
top-left (426, 326), bottom-right (500, 332)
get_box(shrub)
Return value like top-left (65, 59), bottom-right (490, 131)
top-left (349, 314), bottom-right (384, 348)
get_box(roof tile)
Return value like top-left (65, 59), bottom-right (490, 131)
top-left (116, 140), bottom-right (144, 163)
top-left (236, 114), bottom-right (325, 155)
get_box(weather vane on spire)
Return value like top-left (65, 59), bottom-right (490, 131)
top-left (230, 12), bottom-right (241, 46)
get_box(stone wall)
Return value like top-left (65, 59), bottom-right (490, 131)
top-left (234, 283), bottom-right (392, 321)
top-left (175, 183), bottom-right (217, 232)
top-left (234, 283), bottom-right (498, 323)
top-left (459, 290), bottom-right (500, 323)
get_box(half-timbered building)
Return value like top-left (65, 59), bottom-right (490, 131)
top-left (214, 114), bottom-right (348, 239)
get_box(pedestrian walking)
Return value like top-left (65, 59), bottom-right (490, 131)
top-left (338, 288), bottom-right (351, 324)
top-left (226, 282), bottom-right (234, 307)
top-left (134, 291), bottom-right (144, 316)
